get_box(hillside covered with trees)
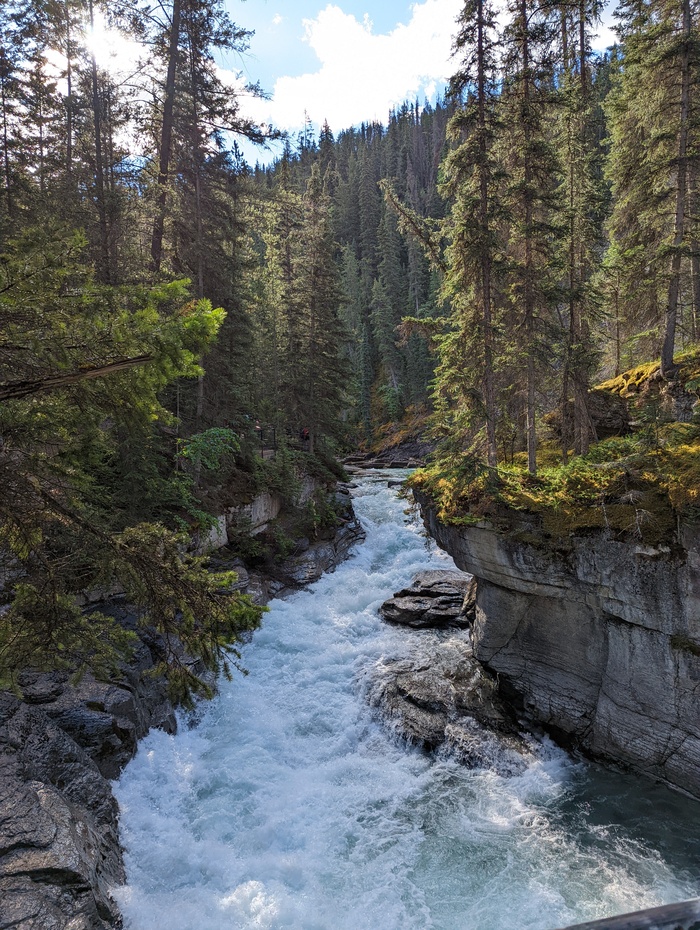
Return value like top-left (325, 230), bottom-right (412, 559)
top-left (1, 0), bottom-right (699, 686)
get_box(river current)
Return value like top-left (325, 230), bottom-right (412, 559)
top-left (114, 471), bottom-right (700, 930)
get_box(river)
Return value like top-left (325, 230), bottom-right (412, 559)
top-left (113, 471), bottom-right (700, 930)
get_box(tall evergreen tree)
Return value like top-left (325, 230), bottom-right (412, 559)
top-left (500, 0), bottom-right (561, 473)
top-left (554, 0), bottom-right (606, 457)
top-left (438, 0), bottom-right (503, 466)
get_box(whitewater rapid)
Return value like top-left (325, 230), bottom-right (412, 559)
top-left (113, 472), bottom-right (700, 930)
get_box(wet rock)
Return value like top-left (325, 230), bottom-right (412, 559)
top-left (19, 603), bottom-right (177, 781)
top-left (1, 604), bottom-right (181, 929)
top-left (365, 634), bottom-right (532, 774)
top-left (0, 694), bottom-right (124, 929)
top-left (415, 489), bottom-right (700, 800)
top-left (380, 569), bottom-right (474, 628)
top-left (266, 516), bottom-right (366, 597)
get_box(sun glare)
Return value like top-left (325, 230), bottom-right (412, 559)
top-left (86, 9), bottom-right (141, 76)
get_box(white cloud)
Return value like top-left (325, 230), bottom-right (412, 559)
top-left (272, 14), bottom-right (284, 26)
top-left (242, 0), bottom-right (462, 134)
top-left (592, 18), bottom-right (618, 51)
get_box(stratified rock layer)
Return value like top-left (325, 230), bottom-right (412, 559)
top-left (0, 695), bottom-right (124, 930)
top-left (379, 569), bottom-right (475, 628)
top-left (415, 490), bottom-right (700, 799)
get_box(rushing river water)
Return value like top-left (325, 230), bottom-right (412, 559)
top-left (114, 471), bottom-right (700, 930)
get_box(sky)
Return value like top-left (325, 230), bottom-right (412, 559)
top-left (220, 0), bottom-right (617, 165)
top-left (87, 0), bottom-right (617, 166)
top-left (224, 0), bottom-right (463, 142)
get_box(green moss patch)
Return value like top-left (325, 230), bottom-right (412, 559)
top-left (410, 351), bottom-right (700, 545)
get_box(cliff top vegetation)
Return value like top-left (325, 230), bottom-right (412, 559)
top-left (410, 348), bottom-right (700, 547)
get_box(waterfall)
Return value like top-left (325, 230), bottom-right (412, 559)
top-left (114, 472), bottom-right (700, 930)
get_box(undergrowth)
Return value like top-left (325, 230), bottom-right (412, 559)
top-left (410, 351), bottom-right (700, 545)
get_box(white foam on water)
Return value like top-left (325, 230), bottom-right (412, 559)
top-left (114, 472), bottom-right (700, 930)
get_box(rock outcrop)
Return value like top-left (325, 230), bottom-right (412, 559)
top-left (0, 694), bottom-right (125, 930)
top-left (415, 490), bottom-right (700, 799)
top-left (365, 631), bottom-right (533, 774)
top-left (209, 485), bottom-right (365, 601)
top-left (17, 604), bottom-right (177, 781)
top-left (379, 569), bottom-right (475, 628)
top-left (344, 438), bottom-right (432, 470)
top-left (0, 609), bottom-right (178, 929)
top-left (266, 505), bottom-right (365, 595)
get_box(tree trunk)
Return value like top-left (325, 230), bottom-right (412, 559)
top-left (37, 88), bottom-right (45, 195)
top-left (576, 0), bottom-right (590, 456)
top-left (1, 50), bottom-right (13, 221)
top-left (0, 355), bottom-right (153, 401)
top-left (65, 6), bottom-right (73, 181)
top-left (106, 85), bottom-right (118, 277)
top-left (88, 0), bottom-right (111, 284)
top-left (660, 0), bottom-right (691, 379)
top-left (614, 274), bottom-right (621, 376)
top-left (562, 0), bottom-right (593, 458)
top-left (476, 0), bottom-right (498, 468)
top-left (522, 0), bottom-right (537, 476)
top-left (150, 0), bottom-right (181, 275)
top-left (691, 249), bottom-right (699, 342)
top-left (187, 21), bottom-right (206, 434)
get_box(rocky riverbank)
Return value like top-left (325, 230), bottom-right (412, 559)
top-left (344, 439), bottom-right (430, 470)
top-left (0, 487), bottom-right (364, 930)
top-left (413, 488), bottom-right (700, 800)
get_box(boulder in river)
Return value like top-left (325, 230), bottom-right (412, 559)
top-left (379, 569), bottom-right (475, 628)
top-left (364, 634), bottom-right (534, 775)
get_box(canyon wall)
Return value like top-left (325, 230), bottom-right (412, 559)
top-left (416, 492), bottom-right (700, 799)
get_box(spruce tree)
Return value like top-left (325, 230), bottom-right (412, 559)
top-left (553, 0), bottom-right (606, 458)
top-left (607, 0), bottom-right (699, 378)
top-left (500, 0), bottom-right (561, 473)
top-left (438, 0), bottom-right (502, 467)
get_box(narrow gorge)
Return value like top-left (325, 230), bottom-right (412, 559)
top-left (111, 473), bottom-right (700, 930)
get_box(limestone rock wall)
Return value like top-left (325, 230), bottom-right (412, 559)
top-left (415, 491), bottom-right (700, 799)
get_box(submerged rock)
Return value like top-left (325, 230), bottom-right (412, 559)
top-left (379, 569), bottom-right (475, 628)
top-left (364, 633), bottom-right (533, 775)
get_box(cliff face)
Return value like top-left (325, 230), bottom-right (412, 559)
top-left (416, 491), bottom-right (700, 799)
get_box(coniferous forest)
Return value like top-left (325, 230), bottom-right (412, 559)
top-left (1, 0), bottom-right (700, 687)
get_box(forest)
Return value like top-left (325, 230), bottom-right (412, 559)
top-left (1, 0), bottom-right (699, 687)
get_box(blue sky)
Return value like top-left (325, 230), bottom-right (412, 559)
top-left (227, 0), bottom-right (423, 90)
top-left (221, 1), bottom-right (465, 160)
top-left (220, 0), bottom-right (617, 164)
